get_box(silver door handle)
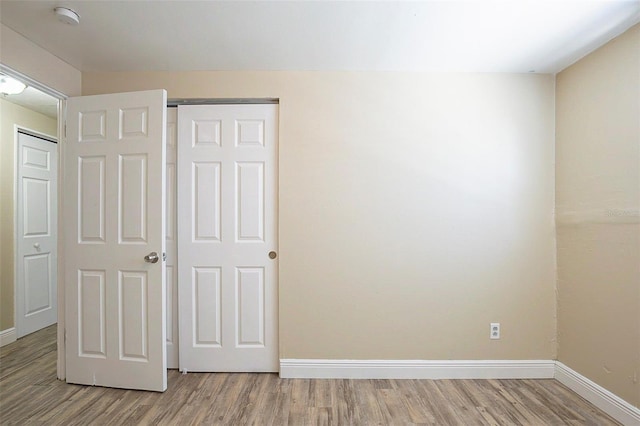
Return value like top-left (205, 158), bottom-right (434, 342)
top-left (144, 252), bottom-right (159, 263)
top-left (33, 243), bottom-right (41, 250)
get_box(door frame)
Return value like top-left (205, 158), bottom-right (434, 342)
top-left (0, 63), bottom-right (67, 379)
top-left (14, 127), bottom-right (59, 338)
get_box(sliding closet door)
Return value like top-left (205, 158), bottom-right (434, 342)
top-left (177, 104), bottom-right (278, 372)
top-left (165, 107), bottom-right (179, 368)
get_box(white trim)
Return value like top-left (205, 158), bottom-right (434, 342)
top-left (555, 362), bottom-right (640, 426)
top-left (57, 99), bottom-right (66, 380)
top-left (279, 359), bottom-right (555, 380)
top-left (0, 328), bottom-right (17, 347)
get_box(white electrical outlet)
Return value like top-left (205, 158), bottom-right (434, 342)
top-left (490, 323), bottom-right (500, 339)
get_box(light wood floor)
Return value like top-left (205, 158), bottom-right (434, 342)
top-left (0, 326), bottom-right (619, 425)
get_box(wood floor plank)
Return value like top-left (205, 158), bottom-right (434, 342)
top-left (394, 379), bottom-right (436, 424)
top-left (0, 326), bottom-right (622, 425)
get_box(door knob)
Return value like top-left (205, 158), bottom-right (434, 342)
top-left (33, 243), bottom-right (41, 250)
top-left (144, 252), bottom-right (159, 263)
top-left (268, 251), bottom-right (277, 259)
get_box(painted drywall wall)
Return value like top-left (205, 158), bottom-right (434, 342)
top-left (556, 24), bottom-right (640, 408)
top-left (0, 24), bottom-right (81, 96)
top-left (82, 71), bottom-right (557, 360)
top-left (0, 99), bottom-right (57, 331)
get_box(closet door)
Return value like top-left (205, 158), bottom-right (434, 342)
top-left (16, 131), bottom-right (58, 338)
top-left (177, 104), bottom-right (278, 372)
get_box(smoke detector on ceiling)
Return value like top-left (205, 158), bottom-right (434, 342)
top-left (54, 7), bottom-right (80, 26)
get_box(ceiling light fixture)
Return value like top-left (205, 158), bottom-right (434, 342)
top-left (0, 75), bottom-right (27, 95)
top-left (54, 7), bottom-right (80, 25)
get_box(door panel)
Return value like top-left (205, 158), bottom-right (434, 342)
top-left (178, 104), bottom-right (278, 372)
top-left (78, 156), bottom-right (106, 242)
top-left (16, 132), bottom-right (57, 338)
top-left (236, 162), bottom-right (264, 241)
top-left (236, 267), bottom-right (265, 346)
top-left (119, 155), bottom-right (148, 243)
top-left (78, 270), bottom-right (106, 357)
top-left (65, 90), bottom-right (167, 391)
top-left (23, 254), bottom-right (51, 313)
top-left (193, 162), bottom-right (221, 241)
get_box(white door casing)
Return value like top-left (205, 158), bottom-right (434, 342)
top-left (16, 131), bottom-right (58, 338)
top-left (166, 107), bottom-right (179, 368)
top-left (64, 90), bottom-right (167, 391)
top-left (177, 104), bottom-right (279, 372)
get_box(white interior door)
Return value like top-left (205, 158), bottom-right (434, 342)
top-left (165, 107), bottom-right (179, 368)
top-left (177, 104), bottom-right (278, 372)
top-left (64, 90), bottom-right (167, 391)
top-left (16, 131), bottom-right (58, 338)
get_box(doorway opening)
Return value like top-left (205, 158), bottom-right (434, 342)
top-left (0, 64), bottom-right (66, 383)
top-left (1, 65), bottom-right (62, 346)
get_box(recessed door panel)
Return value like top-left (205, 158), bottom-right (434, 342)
top-left (23, 253), bottom-right (51, 315)
top-left (119, 107), bottom-right (148, 139)
top-left (23, 178), bottom-right (49, 237)
top-left (22, 146), bottom-right (50, 169)
top-left (166, 266), bottom-right (175, 344)
top-left (79, 110), bottom-right (107, 142)
top-left (119, 271), bottom-right (148, 361)
top-left (78, 270), bottom-right (106, 358)
top-left (193, 162), bottom-right (221, 241)
top-left (236, 162), bottom-right (264, 242)
top-left (119, 154), bottom-right (147, 243)
top-left (236, 267), bottom-right (265, 347)
top-left (193, 267), bottom-right (221, 347)
top-left (166, 164), bottom-right (176, 241)
top-left (236, 120), bottom-right (264, 147)
top-left (78, 156), bottom-right (106, 243)
top-left (192, 119), bottom-right (221, 146)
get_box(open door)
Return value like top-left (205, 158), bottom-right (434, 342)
top-left (64, 90), bottom-right (167, 391)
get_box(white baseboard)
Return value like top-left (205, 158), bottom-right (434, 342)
top-left (279, 359), bottom-right (555, 380)
top-left (555, 362), bottom-right (640, 426)
top-left (0, 328), bottom-right (17, 347)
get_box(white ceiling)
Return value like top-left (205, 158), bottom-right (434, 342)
top-left (1, 1), bottom-right (639, 74)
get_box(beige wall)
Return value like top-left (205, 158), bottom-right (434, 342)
top-left (556, 24), bottom-right (640, 408)
top-left (84, 71), bottom-right (557, 360)
top-left (0, 99), bottom-right (57, 331)
top-left (0, 24), bottom-right (81, 97)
